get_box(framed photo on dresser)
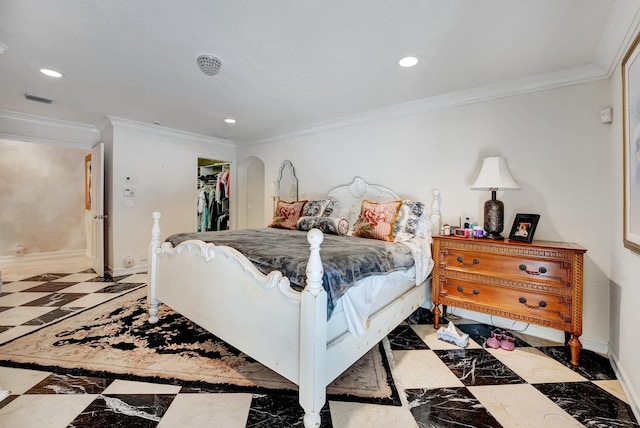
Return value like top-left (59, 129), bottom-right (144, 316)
top-left (508, 213), bottom-right (540, 243)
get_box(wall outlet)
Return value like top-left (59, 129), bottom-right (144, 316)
top-left (123, 255), bottom-right (134, 268)
top-left (14, 244), bottom-right (24, 256)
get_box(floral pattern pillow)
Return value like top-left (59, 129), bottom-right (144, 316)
top-left (353, 200), bottom-right (402, 242)
top-left (269, 200), bottom-right (307, 230)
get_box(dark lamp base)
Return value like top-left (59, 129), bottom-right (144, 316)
top-left (483, 232), bottom-right (504, 240)
top-left (483, 197), bottom-right (505, 240)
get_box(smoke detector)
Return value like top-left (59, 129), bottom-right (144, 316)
top-left (197, 55), bottom-right (222, 76)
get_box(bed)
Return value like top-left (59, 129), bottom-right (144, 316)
top-left (147, 176), bottom-right (441, 427)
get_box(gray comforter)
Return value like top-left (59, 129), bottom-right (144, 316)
top-left (166, 228), bottom-right (414, 319)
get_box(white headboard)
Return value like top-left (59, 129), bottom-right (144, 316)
top-left (326, 177), bottom-right (402, 227)
top-left (326, 176), bottom-right (441, 234)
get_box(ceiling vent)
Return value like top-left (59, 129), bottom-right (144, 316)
top-left (24, 92), bottom-right (53, 104)
top-left (197, 55), bottom-right (222, 76)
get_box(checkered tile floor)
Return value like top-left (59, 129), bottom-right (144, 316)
top-left (0, 258), bottom-right (638, 427)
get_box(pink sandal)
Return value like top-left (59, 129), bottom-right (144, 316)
top-left (500, 331), bottom-right (516, 351)
top-left (486, 329), bottom-right (503, 349)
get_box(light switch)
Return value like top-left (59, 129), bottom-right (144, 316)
top-left (124, 188), bottom-right (135, 197)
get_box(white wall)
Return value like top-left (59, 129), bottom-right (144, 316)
top-left (239, 79), bottom-right (613, 351)
top-left (105, 117), bottom-right (236, 275)
top-left (609, 46), bottom-right (640, 416)
top-left (0, 139), bottom-right (86, 258)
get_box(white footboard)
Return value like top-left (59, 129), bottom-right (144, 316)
top-left (148, 213), bottom-right (328, 427)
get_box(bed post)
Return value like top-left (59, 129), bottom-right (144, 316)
top-left (148, 212), bottom-right (162, 324)
top-left (431, 188), bottom-right (441, 235)
top-left (299, 228), bottom-right (327, 428)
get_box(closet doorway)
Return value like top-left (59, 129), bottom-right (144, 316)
top-left (196, 158), bottom-right (231, 232)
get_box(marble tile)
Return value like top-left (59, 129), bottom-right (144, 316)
top-left (0, 281), bottom-right (46, 292)
top-left (411, 324), bottom-right (483, 350)
top-left (488, 346), bottom-right (587, 384)
top-left (57, 281), bottom-right (115, 294)
top-left (26, 373), bottom-right (113, 395)
top-left (21, 306), bottom-right (78, 325)
top-left (158, 393), bottom-right (253, 428)
top-left (245, 393), bottom-right (332, 427)
top-left (0, 325), bottom-right (42, 343)
top-left (403, 306), bottom-right (434, 325)
top-left (0, 393), bottom-right (99, 427)
top-left (60, 292), bottom-right (121, 309)
top-left (593, 379), bottom-right (631, 404)
top-left (102, 379), bottom-right (182, 395)
top-left (534, 381), bottom-right (640, 427)
top-left (118, 273), bottom-right (148, 284)
top-left (69, 393), bottom-right (175, 427)
top-left (0, 366), bottom-right (52, 394)
top-left (98, 282), bottom-right (144, 293)
top-left (434, 348), bottom-right (525, 386)
top-left (469, 383), bottom-right (583, 427)
top-left (21, 282), bottom-right (81, 293)
top-left (392, 350), bottom-right (463, 389)
top-left (0, 292), bottom-right (50, 306)
top-left (387, 324), bottom-right (429, 350)
top-left (0, 306), bottom-right (56, 326)
top-left (329, 400), bottom-right (417, 427)
top-left (538, 346), bottom-right (617, 380)
top-left (21, 292), bottom-right (87, 307)
top-left (406, 386), bottom-right (501, 427)
top-left (51, 273), bottom-right (100, 283)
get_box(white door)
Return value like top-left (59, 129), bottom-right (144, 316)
top-left (89, 143), bottom-right (105, 276)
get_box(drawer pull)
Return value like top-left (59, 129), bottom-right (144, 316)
top-left (457, 256), bottom-right (480, 267)
top-left (457, 286), bottom-right (480, 297)
top-left (518, 264), bottom-right (547, 275)
top-left (518, 297), bottom-right (548, 309)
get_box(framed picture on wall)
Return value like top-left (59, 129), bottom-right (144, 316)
top-left (85, 154), bottom-right (92, 210)
top-left (622, 30), bottom-right (640, 254)
top-left (508, 213), bottom-right (540, 243)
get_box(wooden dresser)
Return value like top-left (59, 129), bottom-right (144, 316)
top-left (431, 235), bottom-right (587, 367)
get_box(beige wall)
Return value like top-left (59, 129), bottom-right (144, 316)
top-left (0, 139), bottom-right (86, 257)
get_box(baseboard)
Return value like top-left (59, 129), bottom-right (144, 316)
top-left (608, 348), bottom-right (640, 423)
top-left (444, 307), bottom-right (609, 354)
top-left (0, 249), bottom-right (86, 265)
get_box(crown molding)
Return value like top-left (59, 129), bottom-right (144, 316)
top-left (246, 63), bottom-right (608, 147)
top-left (106, 116), bottom-right (235, 149)
top-left (0, 110), bottom-right (101, 149)
top-left (594, 0), bottom-right (640, 76)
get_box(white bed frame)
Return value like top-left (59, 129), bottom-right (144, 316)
top-left (148, 177), bottom-right (440, 427)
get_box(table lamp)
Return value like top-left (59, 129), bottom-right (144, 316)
top-left (471, 157), bottom-right (520, 240)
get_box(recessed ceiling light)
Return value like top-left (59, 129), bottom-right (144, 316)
top-left (224, 118), bottom-right (236, 124)
top-left (40, 68), bottom-right (63, 78)
top-left (398, 56), bottom-right (418, 68)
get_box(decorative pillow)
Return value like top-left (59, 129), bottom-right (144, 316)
top-left (269, 200), bottom-right (307, 230)
top-left (302, 199), bottom-right (332, 217)
top-left (297, 216), bottom-right (349, 236)
top-left (393, 200), bottom-right (426, 242)
top-left (353, 200), bottom-right (402, 242)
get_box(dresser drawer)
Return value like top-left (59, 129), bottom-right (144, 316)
top-left (439, 278), bottom-right (572, 325)
top-left (440, 247), bottom-right (571, 287)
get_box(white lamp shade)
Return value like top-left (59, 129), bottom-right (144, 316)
top-left (471, 157), bottom-right (520, 190)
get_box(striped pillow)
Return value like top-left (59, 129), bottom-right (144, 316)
top-left (353, 200), bottom-right (402, 241)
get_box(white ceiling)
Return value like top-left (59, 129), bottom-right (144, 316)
top-left (0, 0), bottom-right (638, 145)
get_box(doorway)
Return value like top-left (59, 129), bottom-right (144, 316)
top-left (197, 158), bottom-right (231, 232)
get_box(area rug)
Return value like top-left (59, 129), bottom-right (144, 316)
top-left (0, 287), bottom-right (399, 403)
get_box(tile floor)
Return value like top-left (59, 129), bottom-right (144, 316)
top-left (0, 257), bottom-right (638, 427)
